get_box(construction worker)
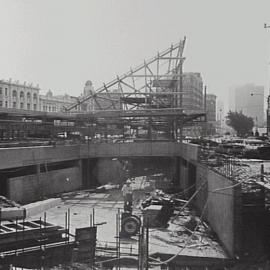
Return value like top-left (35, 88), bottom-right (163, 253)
top-left (121, 179), bottom-right (133, 213)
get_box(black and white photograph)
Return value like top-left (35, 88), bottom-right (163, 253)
top-left (0, 0), bottom-right (270, 269)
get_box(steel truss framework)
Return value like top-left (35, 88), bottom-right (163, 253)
top-left (64, 38), bottom-right (206, 141)
top-left (0, 39), bottom-right (205, 143)
top-left (66, 39), bottom-right (187, 112)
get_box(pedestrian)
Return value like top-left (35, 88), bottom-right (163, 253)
top-left (122, 179), bottom-right (133, 213)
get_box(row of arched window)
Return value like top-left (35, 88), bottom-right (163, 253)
top-left (12, 90), bottom-right (38, 101)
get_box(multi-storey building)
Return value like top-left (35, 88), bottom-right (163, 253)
top-left (182, 72), bottom-right (204, 113)
top-left (180, 73), bottom-right (204, 137)
top-left (81, 80), bottom-right (121, 111)
top-left (0, 79), bottom-right (39, 110)
top-left (206, 94), bottom-right (217, 122)
top-left (205, 94), bottom-right (217, 135)
top-left (39, 90), bottom-right (77, 112)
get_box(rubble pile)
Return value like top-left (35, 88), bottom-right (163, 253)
top-left (201, 152), bottom-right (270, 193)
top-left (150, 205), bottom-right (225, 256)
top-left (0, 195), bottom-right (20, 208)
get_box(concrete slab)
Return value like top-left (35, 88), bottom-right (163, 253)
top-left (0, 207), bottom-right (25, 220)
top-left (24, 198), bottom-right (62, 218)
top-left (26, 178), bottom-right (228, 262)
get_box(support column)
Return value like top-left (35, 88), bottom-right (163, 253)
top-left (36, 164), bottom-right (42, 199)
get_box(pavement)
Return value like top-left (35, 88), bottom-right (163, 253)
top-left (26, 176), bottom-right (228, 262)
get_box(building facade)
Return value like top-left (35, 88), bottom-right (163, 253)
top-left (234, 84), bottom-right (264, 127)
top-left (80, 80), bottom-right (121, 111)
top-left (181, 73), bottom-right (204, 137)
top-left (0, 78), bottom-right (121, 113)
top-left (39, 90), bottom-right (77, 112)
top-left (206, 94), bottom-right (217, 122)
top-left (205, 94), bottom-right (217, 135)
top-left (0, 79), bottom-right (39, 110)
top-left (182, 72), bottom-right (204, 113)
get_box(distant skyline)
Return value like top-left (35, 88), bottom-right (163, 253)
top-left (1, 0), bottom-right (270, 112)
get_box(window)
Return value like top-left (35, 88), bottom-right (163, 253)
top-left (20, 103), bottom-right (24, 109)
top-left (33, 93), bottom-right (37, 100)
top-left (5, 101), bottom-right (8, 107)
top-left (27, 103), bottom-right (30, 110)
top-left (13, 102), bottom-right (16, 108)
top-left (5, 88), bottom-right (7, 96)
top-left (27, 92), bottom-right (31, 101)
top-left (12, 90), bottom-right (17, 98)
top-left (0, 87), bottom-right (2, 95)
top-left (20, 91), bottom-right (24, 99)
top-left (0, 101), bottom-right (2, 107)
top-left (33, 104), bottom-right (37, 110)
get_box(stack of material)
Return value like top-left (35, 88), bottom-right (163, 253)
top-left (0, 219), bottom-right (68, 252)
top-left (0, 196), bottom-right (25, 221)
top-left (149, 206), bottom-right (227, 259)
top-left (143, 205), bottom-right (163, 227)
top-left (74, 226), bottom-right (97, 264)
top-left (0, 196), bottom-right (20, 208)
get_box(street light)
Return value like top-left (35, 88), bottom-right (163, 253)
top-left (264, 23), bottom-right (270, 137)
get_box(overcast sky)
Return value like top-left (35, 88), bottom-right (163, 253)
top-left (0, 0), bottom-right (270, 110)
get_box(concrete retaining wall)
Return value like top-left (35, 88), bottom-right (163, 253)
top-left (180, 143), bottom-right (199, 161)
top-left (205, 169), bottom-right (239, 257)
top-left (194, 164), bottom-right (241, 257)
top-left (195, 165), bottom-right (208, 214)
top-left (0, 145), bottom-right (80, 170)
top-left (81, 142), bottom-right (183, 157)
top-left (179, 159), bottom-right (241, 257)
top-left (0, 142), bottom-right (189, 171)
top-left (7, 166), bottom-right (82, 203)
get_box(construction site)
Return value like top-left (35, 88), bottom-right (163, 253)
top-left (0, 39), bottom-right (270, 270)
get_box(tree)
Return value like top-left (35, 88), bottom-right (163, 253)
top-left (226, 111), bottom-right (254, 137)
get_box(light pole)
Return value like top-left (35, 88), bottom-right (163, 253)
top-left (264, 23), bottom-right (270, 137)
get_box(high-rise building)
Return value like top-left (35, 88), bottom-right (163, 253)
top-left (0, 79), bottom-right (39, 110)
top-left (234, 84), bottom-right (264, 127)
top-left (181, 72), bottom-right (204, 137)
top-left (206, 94), bottom-right (217, 135)
top-left (206, 94), bottom-right (217, 122)
top-left (182, 72), bottom-right (204, 113)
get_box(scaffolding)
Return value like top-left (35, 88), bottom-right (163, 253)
top-left (0, 39), bottom-right (206, 143)
top-left (63, 38), bottom-right (206, 142)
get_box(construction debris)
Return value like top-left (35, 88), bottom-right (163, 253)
top-left (0, 196), bottom-right (20, 208)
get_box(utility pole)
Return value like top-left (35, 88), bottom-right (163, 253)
top-left (268, 96), bottom-right (270, 137)
top-left (204, 85), bottom-right (207, 137)
top-left (264, 23), bottom-right (270, 137)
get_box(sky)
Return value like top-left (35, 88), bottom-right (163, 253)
top-left (0, 0), bottom-right (270, 111)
